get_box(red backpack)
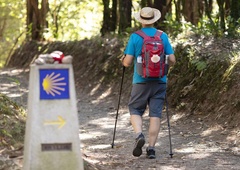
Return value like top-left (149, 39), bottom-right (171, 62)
top-left (135, 30), bottom-right (167, 78)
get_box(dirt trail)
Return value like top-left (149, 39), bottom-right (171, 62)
top-left (0, 68), bottom-right (239, 170)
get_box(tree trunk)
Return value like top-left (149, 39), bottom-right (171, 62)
top-left (140, 0), bottom-right (153, 7)
top-left (225, 0), bottom-right (231, 16)
top-left (216, 0), bottom-right (226, 31)
top-left (101, 0), bottom-right (111, 36)
top-left (0, 16), bottom-right (7, 40)
top-left (154, 0), bottom-right (172, 23)
top-left (182, 0), bottom-right (201, 25)
top-left (204, 0), bottom-right (216, 28)
top-left (197, 0), bottom-right (204, 19)
top-left (40, 0), bottom-right (49, 34)
top-left (110, 0), bottom-right (117, 32)
top-left (230, 0), bottom-right (240, 26)
top-left (101, 0), bottom-right (118, 36)
top-left (26, 0), bottom-right (48, 41)
top-left (119, 0), bottom-right (132, 33)
top-left (174, 0), bottom-right (181, 22)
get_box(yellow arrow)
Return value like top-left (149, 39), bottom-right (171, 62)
top-left (44, 116), bottom-right (66, 129)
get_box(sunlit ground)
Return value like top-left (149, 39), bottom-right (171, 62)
top-left (0, 68), bottom-right (239, 169)
top-left (76, 86), bottom-right (240, 169)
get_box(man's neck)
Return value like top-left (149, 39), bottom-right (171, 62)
top-left (142, 24), bottom-right (154, 28)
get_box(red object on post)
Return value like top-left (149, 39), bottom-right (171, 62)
top-left (50, 51), bottom-right (65, 63)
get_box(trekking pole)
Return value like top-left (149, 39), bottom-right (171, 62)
top-left (165, 93), bottom-right (173, 158)
top-left (165, 55), bottom-right (173, 158)
top-left (111, 66), bottom-right (125, 148)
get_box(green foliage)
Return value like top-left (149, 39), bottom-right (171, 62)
top-left (161, 2), bottom-right (240, 38)
top-left (1, 0), bottom-right (240, 69)
top-left (0, 0), bottom-right (104, 67)
top-left (226, 16), bottom-right (240, 37)
top-left (0, 93), bottom-right (26, 148)
top-left (45, 0), bottom-right (103, 41)
top-left (191, 59), bottom-right (207, 71)
top-left (162, 13), bottom-right (183, 37)
top-left (168, 33), bottom-right (240, 117)
top-left (0, 0), bottom-right (26, 68)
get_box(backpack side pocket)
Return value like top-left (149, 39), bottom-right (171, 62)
top-left (136, 55), bottom-right (143, 76)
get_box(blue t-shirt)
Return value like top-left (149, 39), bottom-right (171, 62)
top-left (124, 27), bottom-right (174, 84)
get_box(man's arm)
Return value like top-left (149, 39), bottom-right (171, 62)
top-left (168, 54), bottom-right (176, 66)
top-left (121, 54), bottom-right (134, 67)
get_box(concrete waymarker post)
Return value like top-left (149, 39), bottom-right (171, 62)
top-left (23, 64), bottom-right (84, 170)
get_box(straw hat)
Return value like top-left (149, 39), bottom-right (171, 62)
top-left (134, 7), bottom-right (161, 25)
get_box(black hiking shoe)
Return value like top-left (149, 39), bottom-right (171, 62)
top-left (132, 133), bottom-right (145, 157)
top-left (146, 147), bottom-right (156, 159)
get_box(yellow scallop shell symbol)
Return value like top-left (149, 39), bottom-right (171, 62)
top-left (42, 72), bottom-right (66, 96)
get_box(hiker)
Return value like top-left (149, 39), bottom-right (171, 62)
top-left (121, 7), bottom-right (176, 159)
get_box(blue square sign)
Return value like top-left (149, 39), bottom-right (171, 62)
top-left (39, 69), bottom-right (70, 100)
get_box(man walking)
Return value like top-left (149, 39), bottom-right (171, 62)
top-left (121, 7), bottom-right (176, 159)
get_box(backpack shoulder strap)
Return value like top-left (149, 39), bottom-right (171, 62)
top-left (135, 30), bottom-right (148, 39)
top-left (155, 30), bottom-right (163, 37)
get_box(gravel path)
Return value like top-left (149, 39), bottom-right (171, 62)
top-left (0, 68), bottom-right (239, 170)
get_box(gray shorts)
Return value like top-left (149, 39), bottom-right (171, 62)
top-left (128, 82), bottom-right (166, 118)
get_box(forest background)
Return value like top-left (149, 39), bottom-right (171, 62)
top-left (0, 0), bottom-right (239, 67)
top-left (0, 0), bottom-right (240, 169)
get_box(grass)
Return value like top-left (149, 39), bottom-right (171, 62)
top-left (0, 93), bottom-right (26, 149)
top-left (0, 60), bottom-right (5, 68)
